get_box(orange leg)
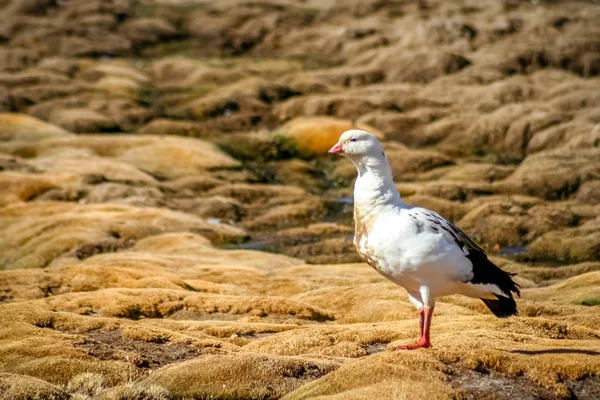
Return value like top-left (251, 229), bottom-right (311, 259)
top-left (396, 306), bottom-right (433, 350)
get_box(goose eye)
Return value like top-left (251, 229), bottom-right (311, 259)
top-left (350, 138), bottom-right (357, 142)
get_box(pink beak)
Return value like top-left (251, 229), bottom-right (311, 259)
top-left (328, 142), bottom-right (344, 154)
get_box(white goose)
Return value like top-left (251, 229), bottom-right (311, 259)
top-left (329, 130), bottom-right (519, 349)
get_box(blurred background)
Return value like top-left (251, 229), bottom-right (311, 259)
top-left (2, 0), bottom-right (598, 264)
top-left (0, 1), bottom-right (599, 399)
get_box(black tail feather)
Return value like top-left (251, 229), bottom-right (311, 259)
top-left (434, 216), bottom-right (521, 318)
top-left (482, 296), bottom-right (518, 318)
top-left (466, 246), bottom-right (520, 318)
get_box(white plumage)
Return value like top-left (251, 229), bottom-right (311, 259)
top-left (329, 130), bottom-right (520, 349)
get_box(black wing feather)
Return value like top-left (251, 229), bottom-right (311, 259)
top-left (411, 208), bottom-right (520, 317)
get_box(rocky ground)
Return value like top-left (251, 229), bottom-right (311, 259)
top-left (0, 0), bottom-right (599, 399)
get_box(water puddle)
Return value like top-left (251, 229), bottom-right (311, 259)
top-left (365, 343), bottom-right (388, 355)
top-left (498, 246), bottom-right (528, 256)
top-left (223, 240), bottom-right (267, 251)
top-left (322, 197), bottom-right (354, 223)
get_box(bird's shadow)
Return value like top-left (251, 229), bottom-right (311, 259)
top-left (510, 349), bottom-right (600, 356)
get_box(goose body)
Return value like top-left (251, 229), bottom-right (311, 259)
top-left (329, 130), bottom-right (520, 349)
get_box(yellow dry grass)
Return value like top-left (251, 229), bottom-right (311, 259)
top-left (0, 0), bottom-right (599, 398)
top-left (1, 228), bottom-right (598, 398)
top-left (0, 113), bottom-right (71, 142)
top-left (0, 123), bottom-right (597, 398)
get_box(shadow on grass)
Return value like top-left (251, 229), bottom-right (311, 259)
top-left (511, 349), bottom-right (600, 356)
